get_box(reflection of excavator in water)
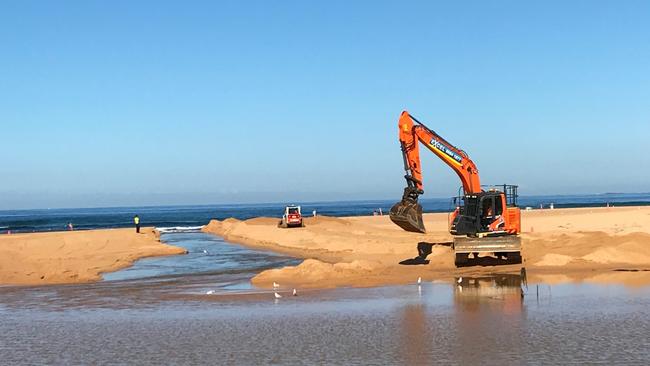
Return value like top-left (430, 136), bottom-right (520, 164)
top-left (389, 111), bottom-right (522, 266)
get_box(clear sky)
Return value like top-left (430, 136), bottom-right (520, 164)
top-left (1, 1), bottom-right (649, 209)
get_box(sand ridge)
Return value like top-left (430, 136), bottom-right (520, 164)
top-left (0, 227), bottom-right (186, 285)
top-left (203, 206), bottom-right (650, 288)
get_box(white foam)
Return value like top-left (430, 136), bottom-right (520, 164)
top-left (155, 226), bottom-right (204, 233)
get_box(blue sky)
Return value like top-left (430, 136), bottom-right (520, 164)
top-left (1, 1), bottom-right (649, 209)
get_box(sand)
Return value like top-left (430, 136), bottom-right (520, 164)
top-left (0, 227), bottom-right (186, 285)
top-left (203, 206), bottom-right (650, 288)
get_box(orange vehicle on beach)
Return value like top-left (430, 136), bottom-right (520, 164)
top-left (390, 111), bottom-right (522, 266)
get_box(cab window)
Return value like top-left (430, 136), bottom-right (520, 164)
top-left (482, 198), bottom-right (494, 217)
top-left (481, 196), bottom-right (503, 217)
top-left (494, 197), bottom-right (503, 215)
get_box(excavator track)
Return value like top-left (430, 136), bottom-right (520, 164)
top-left (453, 235), bottom-right (522, 266)
top-left (453, 235), bottom-right (521, 253)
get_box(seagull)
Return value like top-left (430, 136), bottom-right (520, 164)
top-left (273, 282), bottom-right (280, 289)
top-left (292, 288), bottom-right (297, 296)
top-left (274, 292), bottom-right (282, 299)
top-left (457, 277), bottom-right (463, 284)
top-left (206, 290), bottom-right (215, 295)
top-left (417, 277), bottom-right (422, 285)
top-left (202, 250), bottom-right (208, 254)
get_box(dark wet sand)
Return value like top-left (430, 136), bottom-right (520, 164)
top-left (1, 273), bottom-right (649, 365)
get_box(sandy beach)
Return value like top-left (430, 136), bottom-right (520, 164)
top-left (2, 206), bottom-right (649, 288)
top-left (203, 206), bottom-right (650, 288)
top-left (0, 228), bottom-right (186, 285)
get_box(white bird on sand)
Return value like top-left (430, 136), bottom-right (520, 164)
top-left (273, 282), bottom-right (280, 289)
top-left (417, 277), bottom-right (422, 285)
top-left (457, 277), bottom-right (463, 284)
top-left (274, 292), bottom-right (282, 299)
top-left (292, 288), bottom-right (297, 296)
top-left (206, 290), bottom-right (215, 295)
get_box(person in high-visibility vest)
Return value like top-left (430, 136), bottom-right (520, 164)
top-left (134, 215), bottom-right (140, 233)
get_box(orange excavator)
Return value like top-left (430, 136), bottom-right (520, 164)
top-left (389, 111), bottom-right (522, 266)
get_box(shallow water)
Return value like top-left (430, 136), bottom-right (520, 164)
top-left (0, 232), bottom-right (300, 310)
top-left (2, 279), bottom-right (649, 364)
top-left (1, 234), bottom-right (649, 365)
top-left (104, 232), bottom-right (300, 285)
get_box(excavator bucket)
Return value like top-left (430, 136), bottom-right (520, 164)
top-left (389, 199), bottom-right (426, 233)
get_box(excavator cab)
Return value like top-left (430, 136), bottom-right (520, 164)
top-left (450, 185), bottom-right (518, 236)
top-left (451, 192), bottom-right (503, 236)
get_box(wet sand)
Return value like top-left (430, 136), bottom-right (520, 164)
top-left (202, 206), bottom-right (650, 288)
top-left (0, 228), bottom-right (186, 285)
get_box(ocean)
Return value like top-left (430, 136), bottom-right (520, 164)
top-left (0, 192), bottom-right (649, 233)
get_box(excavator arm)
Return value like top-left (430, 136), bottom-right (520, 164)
top-left (390, 111), bottom-right (482, 233)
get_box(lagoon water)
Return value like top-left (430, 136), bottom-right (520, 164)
top-left (0, 232), bottom-right (649, 364)
top-left (103, 232), bottom-right (300, 285)
top-left (1, 275), bottom-right (648, 364)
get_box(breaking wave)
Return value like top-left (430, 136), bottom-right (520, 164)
top-left (155, 226), bottom-right (204, 233)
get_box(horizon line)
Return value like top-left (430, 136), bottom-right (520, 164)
top-left (1, 191), bottom-right (649, 212)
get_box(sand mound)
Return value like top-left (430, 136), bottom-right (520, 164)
top-left (244, 217), bottom-right (278, 225)
top-left (0, 228), bottom-right (185, 285)
top-left (253, 259), bottom-right (380, 288)
top-left (203, 218), bottom-right (244, 237)
top-left (303, 216), bottom-right (351, 226)
top-left (202, 220), bottom-right (221, 231)
top-left (202, 207), bottom-right (650, 288)
top-left (582, 241), bottom-right (650, 265)
top-left (534, 254), bottom-right (574, 266)
top-left (525, 231), bottom-right (650, 266)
